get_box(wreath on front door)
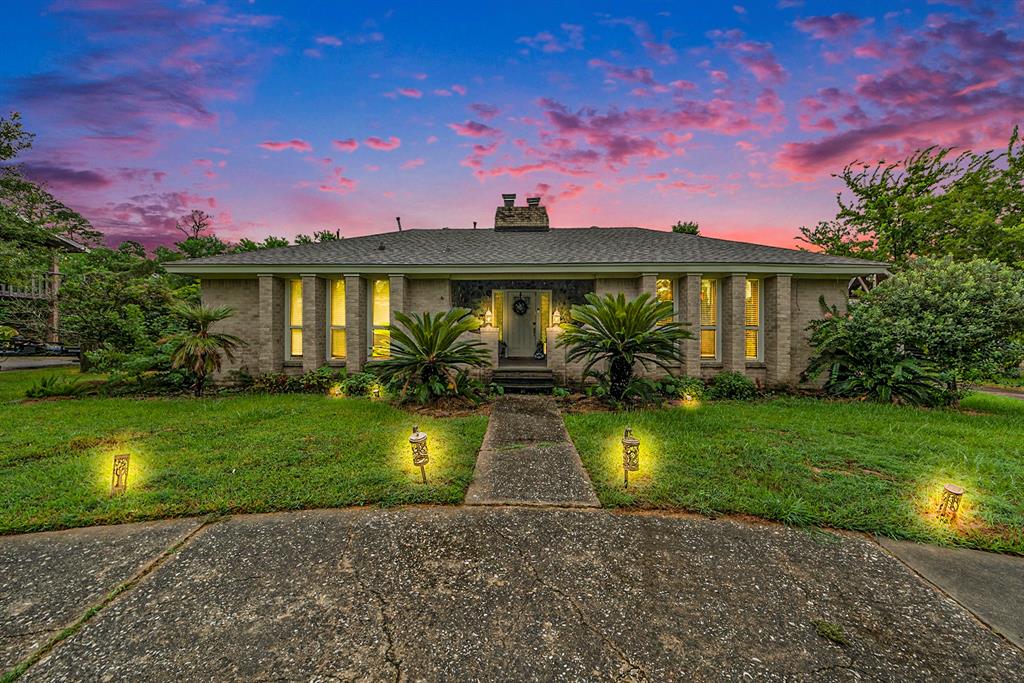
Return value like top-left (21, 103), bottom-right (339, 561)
top-left (512, 296), bottom-right (529, 316)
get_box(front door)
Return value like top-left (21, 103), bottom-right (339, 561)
top-left (504, 290), bottom-right (537, 357)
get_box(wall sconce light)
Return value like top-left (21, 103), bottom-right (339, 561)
top-left (938, 483), bottom-right (965, 518)
top-left (552, 309), bottom-right (561, 325)
top-left (111, 453), bottom-right (130, 496)
top-left (484, 308), bottom-right (493, 327)
top-left (621, 427), bottom-right (639, 488)
top-left (409, 425), bottom-right (429, 483)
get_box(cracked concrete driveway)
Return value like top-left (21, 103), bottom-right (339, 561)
top-left (5, 507), bottom-right (1021, 681)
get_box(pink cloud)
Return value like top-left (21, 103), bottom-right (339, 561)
top-left (397, 87), bottom-right (422, 98)
top-left (317, 167), bottom-right (357, 194)
top-left (426, 135), bottom-right (438, 144)
top-left (853, 41), bottom-right (885, 59)
top-left (259, 139), bottom-right (313, 152)
top-left (516, 23), bottom-right (584, 53)
top-left (794, 13), bottom-right (873, 40)
top-left (470, 103), bottom-right (500, 120)
top-left (451, 84), bottom-right (468, 96)
top-left (588, 59), bottom-right (656, 86)
top-left (315, 35), bottom-right (342, 46)
top-left (603, 17), bottom-right (677, 65)
top-left (364, 136), bottom-right (401, 151)
top-left (448, 120), bottom-right (500, 137)
top-left (331, 138), bottom-right (359, 152)
top-left (434, 89), bottom-right (452, 96)
top-left (401, 158), bottom-right (425, 170)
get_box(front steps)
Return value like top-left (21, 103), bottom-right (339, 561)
top-left (492, 368), bottom-right (555, 393)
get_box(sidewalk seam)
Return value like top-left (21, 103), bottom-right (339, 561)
top-left (1, 518), bottom-right (214, 682)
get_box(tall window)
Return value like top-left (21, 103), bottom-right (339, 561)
top-left (492, 290), bottom-right (504, 342)
top-left (328, 279), bottom-right (346, 359)
top-left (287, 279), bottom-right (302, 358)
top-left (656, 278), bottom-right (673, 324)
top-left (745, 278), bottom-right (762, 361)
top-left (370, 278), bottom-right (390, 359)
top-left (700, 278), bottom-right (718, 360)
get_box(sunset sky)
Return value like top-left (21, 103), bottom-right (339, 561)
top-left (4, 1), bottom-right (1023, 248)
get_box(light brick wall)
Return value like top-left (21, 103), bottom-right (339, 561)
top-left (344, 275), bottom-right (367, 372)
top-left (764, 275), bottom-right (792, 386)
top-left (257, 275), bottom-right (285, 374)
top-left (407, 278), bottom-right (451, 314)
top-left (595, 277), bottom-right (640, 298)
top-left (301, 275), bottom-right (327, 372)
top-left (721, 274), bottom-right (746, 373)
top-left (791, 277), bottom-right (848, 384)
top-left (639, 273), bottom-right (658, 298)
top-left (201, 278), bottom-right (260, 377)
top-left (389, 274), bottom-right (407, 323)
top-left (679, 274), bottom-right (702, 378)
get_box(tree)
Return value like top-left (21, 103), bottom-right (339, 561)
top-left (797, 129), bottom-right (1024, 267)
top-left (164, 303), bottom-right (243, 397)
top-left (295, 230), bottom-right (342, 245)
top-left (558, 293), bottom-right (691, 401)
top-left (175, 210), bottom-right (213, 240)
top-left (671, 221), bottom-right (700, 235)
top-left (805, 257), bottom-right (1024, 403)
top-left (371, 308), bottom-right (491, 403)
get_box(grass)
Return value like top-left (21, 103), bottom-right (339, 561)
top-left (0, 368), bottom-right (487, 535)
top-left (564, 393), bottom-right (1024, 554)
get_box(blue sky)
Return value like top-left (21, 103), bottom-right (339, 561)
top-left (3, 1), bottom-right (1023, 247)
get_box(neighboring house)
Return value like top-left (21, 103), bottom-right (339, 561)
top-left (165, 194), bottom-right (887, 386)
top-left (0, 232), bottom-right (89, 344)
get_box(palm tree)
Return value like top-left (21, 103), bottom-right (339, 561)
top-left (164, 303), bottom-right (244, 397)
top-left (558, 292), bottom-right (692, 400)
top-left (372, 308), bottom-right (491, 403)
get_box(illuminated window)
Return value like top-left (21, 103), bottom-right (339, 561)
top-left (328, 280), bottom-right (346, 359)
top-left (370, 278), bottom-right (390, 358)
top-left (700, 278), bottom-right (718, 360)
top-left (656, 278), bottom-right (673, 324)
top-left (745, 278), bottom-right (762, 361)
top-left (492, 290), bottom-right (504, 342)
top-left (539, 291), bottom-right (551, 352)
top-left (287, 279), bottom-right (302, 358)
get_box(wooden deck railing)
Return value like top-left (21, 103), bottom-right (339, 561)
top-left (0, 274), bottom-right (54, 300)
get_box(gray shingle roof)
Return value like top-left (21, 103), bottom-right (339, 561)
top-left (167, 227), bottom-right (888, 270)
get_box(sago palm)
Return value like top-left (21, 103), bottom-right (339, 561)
top-left (372, 308), bottom-right (491, 403)
top-left (164, 303), bottom-right (243, 397)
top-left (558, 292), bottom-right (691, 400)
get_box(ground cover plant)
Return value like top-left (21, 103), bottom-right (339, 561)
top-left (0, 369), bottom-right (487, 535)
top-left (564, 393), bottom-right (1024, 553)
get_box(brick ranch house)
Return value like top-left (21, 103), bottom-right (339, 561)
top-left (165, 194), bottom-right (888, 387)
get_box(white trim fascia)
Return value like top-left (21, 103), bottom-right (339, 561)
top-left (168, 262), bottom-right (889, 277)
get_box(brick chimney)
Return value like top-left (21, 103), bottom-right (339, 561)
top-left (494, 193), bottom-right (549, 231)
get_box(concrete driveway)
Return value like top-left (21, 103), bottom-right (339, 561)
top-left (2, 507), bottom-right (1021, 681)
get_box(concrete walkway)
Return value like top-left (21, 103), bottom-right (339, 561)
top-left (464, 395), bottom-right (600, 507)
top-left (878, 537), bottom-right (1024, 649)
top-left (2, 508), bottom-right (1021, 681)
top-left (0, 357), bottom-right (77, 372)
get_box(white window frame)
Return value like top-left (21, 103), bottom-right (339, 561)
top-left (326, 279), bottom-right (346, 360)
top-left (745, 277), bottom-right (764, 363)
top-left (367, 277), bottom-right (391, 359)
top-left (700, 277), bottom-right (721, 362)
top-left (286, 278), bottom-right (302, 359)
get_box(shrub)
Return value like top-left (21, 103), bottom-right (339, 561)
top-left (804, 302), bottom-right (950, 406)
top-left (558, 292), bottom-right (691, 401)
top-left (341, 371), bottom-right (377, 396)
top-left (371, 308), bottom-right (491, 404)
top-left (706, 371), bottom-right (757, 400)
top-left (163, 303), bottom-right (244, 397)
top-left (658, 375), bottom-right (705, 400)
top-left (552, 386), bottom-right (571, 398)
top-left (25, 374), bottom-right (103, 399)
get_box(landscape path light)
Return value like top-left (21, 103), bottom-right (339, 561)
top-left (409, 425), bottom-right (429, 484)
top-left (621, 427), bottom-right (640, 488)
top-left (111, 453), bottom-right (130, 496)
top-left (938, 484), bottom-right (965, 519)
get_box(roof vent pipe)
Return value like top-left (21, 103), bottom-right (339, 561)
top-left (501, 193), bottom-right (516, 208)
top-left (473, 221), bottom-right (477, 229)
top-left (395, 217), bottom-right (402, 231)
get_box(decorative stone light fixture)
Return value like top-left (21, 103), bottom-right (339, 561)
top-left (484, 308), bottom-right (493, 327)
top-left (111, 453), bottom-right (130, 496)
top-left (938, 483), bottom-right (965, 518)
top-left (621, 427), bottom-right (639, 488)
top-left (552, 309), bottom-right (561, 325)
top-left (409, 426), bottom-right (429, 484)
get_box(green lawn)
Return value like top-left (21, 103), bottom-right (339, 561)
top-left (565, 393), bottom-right (1024, 554)
top-left (0, 368), bottom-right (487, 535)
